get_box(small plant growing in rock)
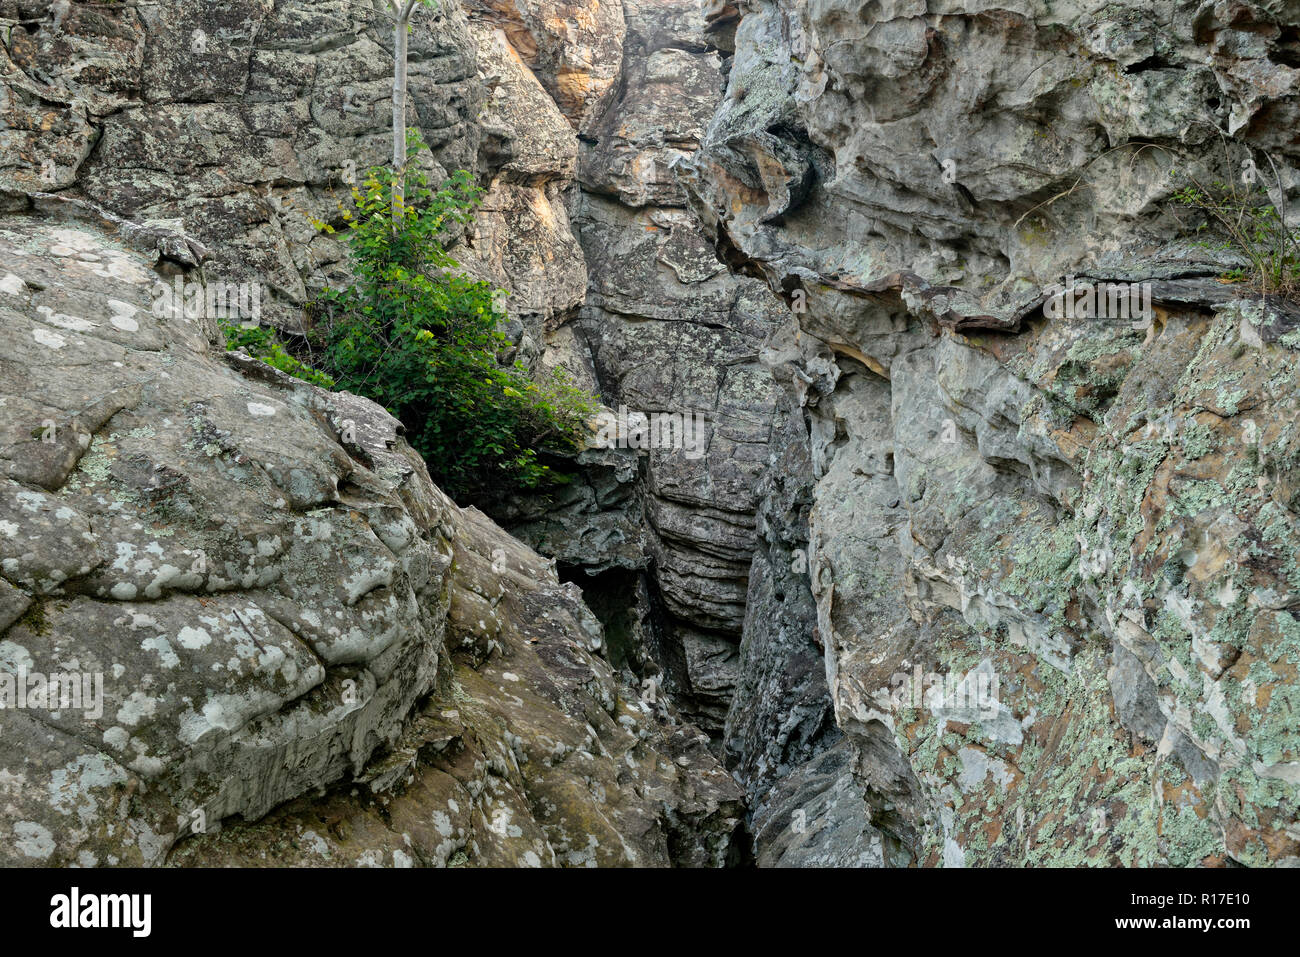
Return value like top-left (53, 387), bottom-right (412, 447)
top-left (220, 320), bottom-right (335, 389)
top-left (1170, 164), bottom-right (1300, 303)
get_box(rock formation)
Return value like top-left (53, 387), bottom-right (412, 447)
top-left (3, 0), bottom-right (1299, 868)
top-left (681, 0), bottom-right (1300, 865)
top-left (0, 208), bottom-right (741, 866)
top-left (471, 0), bottom-right (792, 737)
top-left (0, 0), bottom-right (743, 866)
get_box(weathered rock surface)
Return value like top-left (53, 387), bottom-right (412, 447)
top-left (456, 13), bottom-right (589, 359)
top-left (465, 0), bottom-right (625, 130)
top-left (0, 211), bottom-right (741, 867)
top-left (171, 505), bottom-right (743, 867)
top-left (683, 0), bottom-right (1300, 865)
top-left (1, 0), bottom-right (484, 332)
top-left (7, 0), bottom-right (1300, 870)
top-left (498, 0), bottom-right (791, 735)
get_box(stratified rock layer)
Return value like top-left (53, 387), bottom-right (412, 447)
top-left (490, 0), bottom-right (792, 733)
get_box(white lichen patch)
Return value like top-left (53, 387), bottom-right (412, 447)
top-left (140, 635), bottom-right (180, 669)
top-left (0, 640), bottom-right (35, 673)
top-left (32, 328), bottom-right (67, 349)
top-left (47, 753), bottom-right (126, 824)
top-left (116, 691), bottom-right (160, 727)
top-left (37, 306), bottom-right (96, 332)
top-left (176, 626), bottom-right (212, 650)
top-left (13, 821), bottom-right (55, 859)
top-left (300, 829), bottom-right (331, 858)
top-left (107, 300), bottom-right (140, 332)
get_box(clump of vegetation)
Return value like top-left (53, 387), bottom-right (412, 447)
top-left (222, 0), bottom-right (597, 502)
top-left (220, 134), bottom-right (598, 501)
top-left (305, 134), bottom-right (597, 499)
top-left (221, 320), bottom-right (336, 389)
top-left (1171, 162), bottom-right (1300, 302)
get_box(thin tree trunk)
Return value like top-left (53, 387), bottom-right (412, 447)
top-left (392, 15), bottom-right (408, 226)
top-left (391, 0), bottom-right (420, 229)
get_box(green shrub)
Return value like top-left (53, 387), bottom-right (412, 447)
top-left (308, 133), bottom-right (598, 500)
